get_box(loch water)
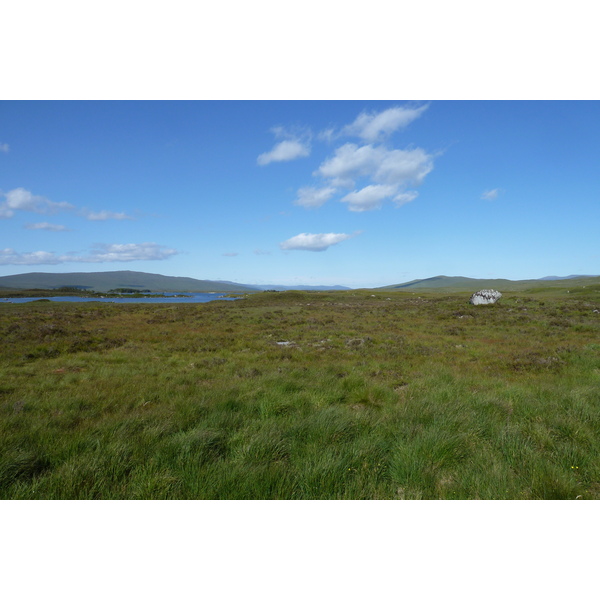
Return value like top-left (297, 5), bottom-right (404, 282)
top-left (0, 293), bottom-right (242, 304)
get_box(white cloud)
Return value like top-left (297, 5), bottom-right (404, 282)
top-left (0, 143), bottom-right (9, 153)
top-left (24, 222), bottom-right (70, 231)
top-left (295, 186), bottom-right (337, 208)
top-left (84, 210), bottom-right (133, 221)
top-left (5, 188), bottom-right (45, 211)
top-left (340, 184), bottom-right (397, 212)
top-left (316, 143), bottom-right (384, 187)
top-left (342, 105), bottom-right (428, 142)
top-left (264, 105), bottom-right (435, 214)
top-left (317, 128), bottom-right (336, 143)
top-left (0, 243), bottom-right (178, 266)
top-left (481, 188), bottom-right (501, 200)
top-left (257, 140), bottom-right (310, 166)
top-left (82, 243), bottom-right (178, 262)
top-left (0, 249), bottom-right (63, 265)
top-left (393, 191), bottom-right (418, 207)
top-left (316, 143), bottom-right (433, 189)
top-left (1, 187), bottom-right (73, 215)
top-left (374, 147), bottom-right (434, 186)
top-left (280, 232), bottom-right (356, 252)
top-left (0, 188), bottom-right (135, 222)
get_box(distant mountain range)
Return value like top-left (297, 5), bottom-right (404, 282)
top-left (0, 270), bottom-right (597, 294)
top-left (253, 285), bottom-right (351, 291)
top-left (0, 271), bottom-right (350, 293)
top-left (538, 275), bottom-right (596, 281)
top-left (378, 274), bottom-right (600, 292)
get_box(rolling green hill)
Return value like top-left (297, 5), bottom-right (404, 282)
top-left (378, 275), bottom-right (600, 293)
top-left (0, 271), bottom-right (260, 293)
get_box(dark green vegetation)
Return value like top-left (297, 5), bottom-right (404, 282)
top-left (1, 288), bottom-right (599, 499)
top-left (0, 288), bottom-right (169, 299)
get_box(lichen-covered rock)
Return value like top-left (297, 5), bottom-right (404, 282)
top-left (470, 289), bottom-right (502, 305)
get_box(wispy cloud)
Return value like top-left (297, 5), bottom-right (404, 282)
top-left (0, 249), bottom-right (62, 265)
top-left (259, 106), bottom-right (435, 214)
top-left (481, 188), bottom-right (501, 201)
top-left (280, 232), bottom-right (358, 252)
top-left (294, 186), bottom-right (337, 208)
top-left (0, 243), bottom-right (178, 265)
top-left (317, 144), bottom-right (433, 189)
top-left (0, 205), bottom-right (14, 219)
top-left (24, 222), bottom-right (70, 231)
top-left (254, 249), bottom-right (271, 255)
top-left (82, 243), bottom-right (178, 262)
top-left (222, 252), bottom-right (239, 257)
top-left (316, 143), bottom-right (383, 187)
top-left (0, 142), bottom-right (9, 153)
top-left (340, 104), bottom-right (429, 142)
top-left (257, 139), bottom-right (310, 166)
top-left (1, 187), bottom-right (73, 215)
top-left (340, 185), bottom-right (397, 212)
top-left (393, 191), bottom-right (418, 207)
top-left (83, 210), bottom-right (134, 221)
top-left (0, 188), bottom-right (135, 223)
top-left (311, 143), bottom-right (433, 211)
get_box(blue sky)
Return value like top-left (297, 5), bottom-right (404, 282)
top-left (1, 100), bottom-right (599, 288)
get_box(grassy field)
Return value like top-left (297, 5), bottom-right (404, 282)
top-left (1, 288), bottom-right (599, 499)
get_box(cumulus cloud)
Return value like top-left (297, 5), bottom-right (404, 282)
top-left (317, 143), bottom-right (433, 189)
top-left (341, 105), bottom-right (428, 142)
top-left (0, 243), bottom-right (178, 266)
top-left (340, 185), bottom-right (397, 212)
top-left (262, 104), bottom-right (435, 213)
top-left (1, 187), bottom-right (73, 214)
top-left (310, 143), bottom-right (433, 210)
top-left (257, 140), bottom-right (310, 166)
top-left (481, 188), bottom-right (501, 200)
top-left (24, 222), bottom-right (70, 231)
top-left (280, 232), bottom-right (357, 252)
top-left (0, 143), bottom-right (9, 153)
top-left (83, 210), bottom-right (134, 221)
top-left (316, 143), bottom-right (383, 187)
top-left (295, 186), bottom-right (337, 208)
top-left (374, 147), bottom-right (433, 187)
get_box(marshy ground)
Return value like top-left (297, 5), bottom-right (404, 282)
top-left (1, 288), bottom-right (599, 499)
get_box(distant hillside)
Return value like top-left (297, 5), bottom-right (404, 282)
top-left (0, 271), bottom-right (260, 293)
top-left (379, 275), bottom-right (600, 292)
top-left (254, 285), bottom-right (351, 291)
top-left (538, 275), bottom-right (596, 281)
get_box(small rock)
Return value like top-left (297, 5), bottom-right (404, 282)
top-left (470, 289), bottom-right (502, 305)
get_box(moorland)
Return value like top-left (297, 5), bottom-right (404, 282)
top-left (1, 284), bottom-right (599, 499)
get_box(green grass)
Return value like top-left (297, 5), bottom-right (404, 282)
top-left (1, 289), bottom-right (600, 499)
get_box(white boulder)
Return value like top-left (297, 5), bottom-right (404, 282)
top-left (470, 289), bottom-right (502, 305)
